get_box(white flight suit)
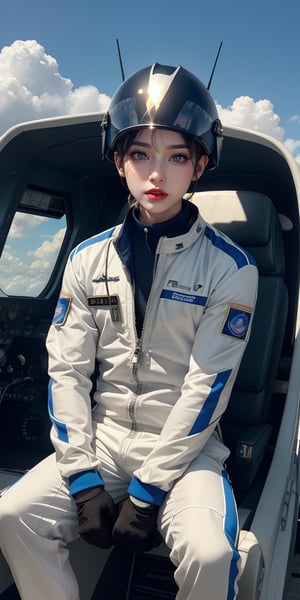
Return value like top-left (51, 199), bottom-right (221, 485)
top-left (0, 205), bottom-right (258, 599)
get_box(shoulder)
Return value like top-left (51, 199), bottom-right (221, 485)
top-left (203, 223), bottom-right (256, 270)
top-left (69, 225), bottom-right (121, 262)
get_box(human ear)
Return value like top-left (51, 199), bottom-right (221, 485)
top-left (192, 154), bottom-right (209, 180)
top-left (114, 152), bottom-right (125, 177)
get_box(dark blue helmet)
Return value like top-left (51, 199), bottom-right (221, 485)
top-left (102, 63), bottom-right (223, 170)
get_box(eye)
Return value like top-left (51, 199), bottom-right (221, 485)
top-left (128, 150), bottom-right (148, 160)
top-left (170, 153), bottom-right (191, 164)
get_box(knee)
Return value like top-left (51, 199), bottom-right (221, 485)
top-left (181, 531), bottom-right (233, 568)
top-left (170, 508), bottom-right (237, 572)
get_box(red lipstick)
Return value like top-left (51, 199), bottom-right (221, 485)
top-left (145, 188), bottom-right (168, 201)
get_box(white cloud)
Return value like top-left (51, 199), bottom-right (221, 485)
top-left (217, 97), bottom-right (300, 166)
top-left (8, 213), bottom-right (45, 239)
top-left (0, 210), bottom-right (66, 296)
top-left (217, 96), bottom-right (285, 141)
top-left (29, 228), bottom-right (66, 268)
top-left (0, 40), bottom-right (110, 134)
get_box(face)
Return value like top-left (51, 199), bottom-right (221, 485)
top-left (114, 129), bottom-right (208, 225)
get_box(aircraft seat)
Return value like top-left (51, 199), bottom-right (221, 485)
top-left (192, 190), bottom-right (288, 502)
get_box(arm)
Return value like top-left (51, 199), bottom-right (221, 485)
top-left (46, 251), bottom-right (103, 492)
top-left (47, 250), bottom-right (120, 548)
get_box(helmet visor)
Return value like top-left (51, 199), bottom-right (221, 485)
top-left (109, 96), bottom-right (214, 154)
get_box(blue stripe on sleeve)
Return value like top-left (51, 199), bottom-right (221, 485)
top-left (189, 370), bottom-right (232, 435)
top-left (70, 227), bottom-right (116, 261)
top-left (48, 379), bottom-right (69, 443)
top-left (204, 226), bottom-right (256, 268)
top-left (128, 477), bottom-right (167, 507)
top-left (69, 470), bottom-right (104, 496)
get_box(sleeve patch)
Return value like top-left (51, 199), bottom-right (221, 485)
top-left (221, 304), bottom-right (252, 340)
top-left (52, 296), bottom-right (72, 326)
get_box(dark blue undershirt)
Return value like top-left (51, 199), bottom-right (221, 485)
top-left (130, 200), bottom-right (197, 336)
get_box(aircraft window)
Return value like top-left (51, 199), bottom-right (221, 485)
top-left (0, 209), bottom-right (67, 297)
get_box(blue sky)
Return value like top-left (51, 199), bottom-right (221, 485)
top-left (1, 0), bottom-right (300, 140)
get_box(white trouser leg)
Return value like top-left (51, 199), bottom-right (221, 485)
top-left (159, 437), bottom-right (241, 600)
top-left (0, 454), bottom-right (79, 600)
top-left (0, 424), bottom-right (240, 600)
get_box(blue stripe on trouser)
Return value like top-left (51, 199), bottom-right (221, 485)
top-left (222, 469), bottom-right (240, 599)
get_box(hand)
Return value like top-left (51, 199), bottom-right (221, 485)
top-left (74, 486), bottom-right (118, 548)
top-left (112, 497), bottom-right (161, 553)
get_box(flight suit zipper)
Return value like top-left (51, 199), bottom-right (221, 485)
top-left (112, 239), bottom-right (143, 430)
top-left (113, 233), bottom-right (163, 430)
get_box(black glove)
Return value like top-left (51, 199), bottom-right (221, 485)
top-left (112, 497), bottom-right (161, 553)
top-left (74, 486), bottom-right (118, 548)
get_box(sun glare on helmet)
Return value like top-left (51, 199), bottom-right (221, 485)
top-left (147, 82), bottom-right (162, 110)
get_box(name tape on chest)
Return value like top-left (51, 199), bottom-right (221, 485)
top-left (161, 289), bottom-right (207, 306)
top-left (88, 295), bottom-right (119, 306)
top-left (88, 295), bottom-right (122, 322)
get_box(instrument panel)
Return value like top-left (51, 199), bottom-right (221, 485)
top-left (0, 301), bottom-right (53, 467)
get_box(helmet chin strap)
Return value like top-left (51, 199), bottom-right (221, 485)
top-left (213, 119), bottom-right (223, 138)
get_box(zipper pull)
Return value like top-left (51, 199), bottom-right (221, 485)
top-left (144, 227), bottom-right (153, 254)
top-left (132, 344), bottom-right (140, 377)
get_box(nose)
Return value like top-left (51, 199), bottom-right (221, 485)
top-left (149, 161), bottom-right (165, 184)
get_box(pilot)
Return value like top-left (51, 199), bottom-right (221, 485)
top-left (0, 63), bottom-right (258, 600)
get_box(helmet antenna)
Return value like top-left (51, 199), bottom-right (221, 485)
top-left (116, 38), bottom-right (126, 82)
top-left (207, 41), bottom-right (223, 91)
